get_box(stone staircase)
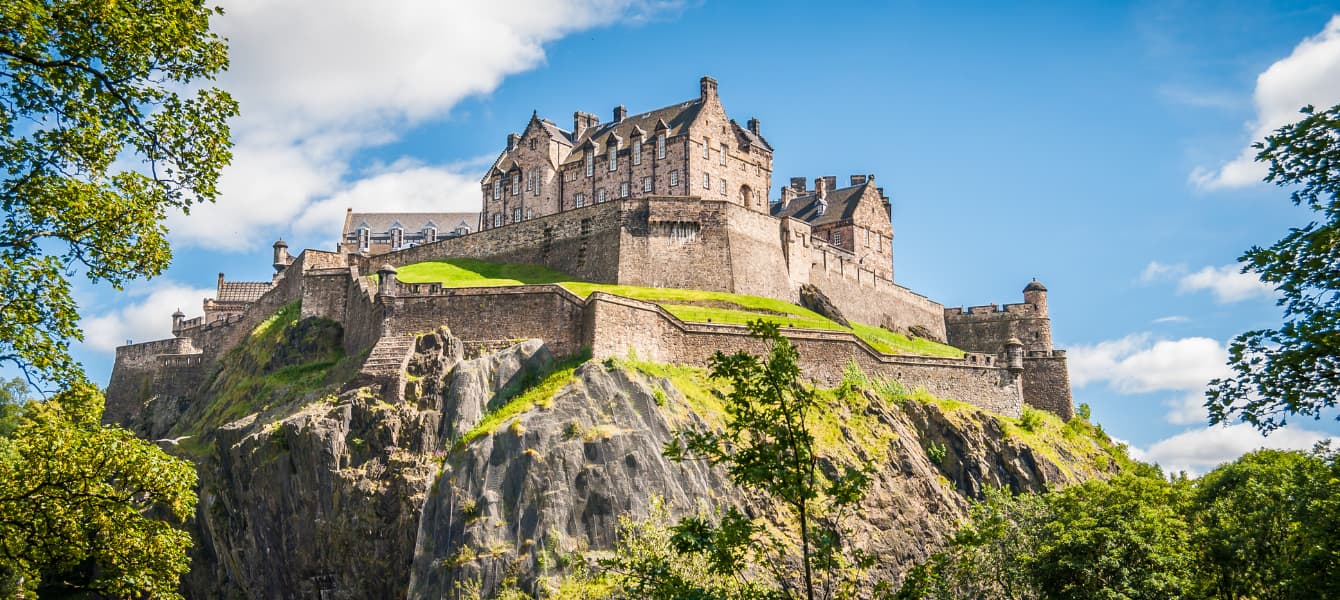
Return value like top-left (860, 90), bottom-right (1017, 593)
top-left (350, 334), bottom-right (416, 402)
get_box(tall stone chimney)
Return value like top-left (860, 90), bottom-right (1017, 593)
top-left (814, 176), bottom-right (829, 200)
top-left (573, 112), bottom-right (599, 138)
top-left (747, 117), bottom-right (761, 135)
top-left (700, 75), bottom-right (718, 102)
top-left (613, 105), bottom-right (627, 122)
top-left (850, 174), bottom-right (868, 186)
top-left (506, 133), bottom-right (519, 151)
top-left (780, 185), bottom-right (796, 208)
top-left (790, 177), bottom-right (807, 192)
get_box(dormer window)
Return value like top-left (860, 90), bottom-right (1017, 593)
top-left (425, 227), bottom-right (437, 243)
top-left (585, 152), bottom-right (594, 177)
top-left (390, 226), bottom-right (404, 249)
top-left (656, 134), bottom-right (666, 159)
top-left (608, 143), bottom-right (617, 171)
top-left (357, 226), bottom-right (370, 250)
top-left (633, 141), bottom-right (642, 165)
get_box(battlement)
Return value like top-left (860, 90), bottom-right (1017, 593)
top-left (944, 301), bottom-right (1040, 318)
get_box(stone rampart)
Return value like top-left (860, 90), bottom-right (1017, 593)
top-left (944, 301), bottom-right (1052, 354)
top-left (382, 285), bottom-right (587, 360)
top-left (807, 245), bottom-right (947, 340)
top-left (1022, 353), bottom-right (1073, 420)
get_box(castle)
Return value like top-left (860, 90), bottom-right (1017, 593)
top-left (106, 77), bottom-right (1073, 429)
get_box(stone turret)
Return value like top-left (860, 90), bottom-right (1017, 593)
top-left (1024, 278), bottom-right (1048, 316)
top-left (377, 264), bottom-right (398, 298)
top-left (1004, 337), bottom-right (1024, 372)
top-left (172, 309), bottom-right (185, 337)
top-left (273, 239), bottom-right (290, 273)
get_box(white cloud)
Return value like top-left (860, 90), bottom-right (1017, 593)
top-left (1138, 260), bottom-right (1274, 303)
top-left (171, 0), bottom-right (676, 251)
top-left (1192, 15), bottom-right (1340, 190)
top-left (81, 283), bottom-right (215, 351)
top-left (1164, 391), bottom-right (1211, 425)
top-left (1138, 424), bottom-right (1334, 475)
top-left (1068, 333), bottom-right (1230, 393)
top-left (1176, 263), bottom-right (1275, 302)
top-left (294, 163), bottom-right (484, 237)
top-left (1152, 315), bottom-right (1189, 324)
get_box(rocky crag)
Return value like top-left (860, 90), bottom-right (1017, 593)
top-left (114, 304), bottom-right (1127, 599)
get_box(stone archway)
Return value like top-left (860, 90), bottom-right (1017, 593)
top-left (739, 184), bottom-right (754, 209)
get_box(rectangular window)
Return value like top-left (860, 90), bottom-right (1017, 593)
top-left (834, 231), bottom-right (842, 246)
top-left (597, 189), bottom-right (607, 203)
top-left (670, 170), bottom-right (679, 187)
top-left (865, 228), bottom-right (871, 247)
top-left (719, 143), bottom-right (727, 166)
top-left (575, 193), bottom-right (585, 208)
top-left (511, 174), bottom-right (520, 195)
top-left (533, 170), bottom-right (540, 195)
top-left (633, 142), bottom-right (641, 165)
top-left (702, 138), bottom-right (709, 159)
top-left (720, 177), bottom-right (726, 193)
top-left (620, 182), bottom-right (629, 198)
top-left (608, 144), bottom-right (617, 171)
top-left (585, 153), bottom-right (594, 177)
top-left (526, 169), bottom-right (534, 192)
top-left (492, 180), bottom-right (501, 199)
top-left (512, 208), bottom-right (521, 223)
top-left (642, 176), bottom-right (652, 192)
top-left (703, 173), bottom-right (710, 189)
top-left (493, 213), bottom-right (501, 227)
top-left (656, 134), bottom-right (666, 159)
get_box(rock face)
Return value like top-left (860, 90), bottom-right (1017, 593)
top-left (114, 313), bottom-right (1118, 599)
top-left (799, 283), bottom-right (852, 328)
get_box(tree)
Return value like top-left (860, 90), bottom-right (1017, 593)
top-left (0, 382), bottom-right (198, 597)
top-left (0, 377), bottom-right (29, 438)
top-left (659, 321), bottom-right (876, 600)
top-left (1206, 103), bottom-right (1340, 433)
top-left (0, 0), bottom-right (238, 389)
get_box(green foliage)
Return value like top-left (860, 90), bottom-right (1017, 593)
top-left (0, 377), bottom-right (30, 438)
top-left (1207, 103), bottom-right (1340, 432)
top-left (455, 350), bottom-right (591, 449)
top-left (662, 320), bottom-right (880, 600)
top-left (398, 258), bottom-right (965, 358)
top-left (1076, 403), bottom-right (1091, 421)
top-left (0, 0), bottom-right (237, 388)
top-left (1018, 407), bottom-right (1044, 433)
top-left (926, 440), bottom-right (947, 465)
top-left (901, 446), bottom-right (1340, 600)
top-left (0, 382), bottom-right (197, 598)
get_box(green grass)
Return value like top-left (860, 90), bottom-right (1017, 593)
top-left (398, 258), bottom-right (964, 358)
top-left (455, 352), bottom-right (591, 450)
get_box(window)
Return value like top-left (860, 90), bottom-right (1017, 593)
top-left (633, 141), bottom-right (642, 165)
top-left (834, 231), bottom-right (842, 246)
top-left (425, 227), bottom-right (437, 243)
top-left (585, 152), bottom-right (594, 177)
top-left (865, 228), bottom-right (871, 247)
top-left (511, 173), bottom-right (520, 195)
top-left (597, 189), bottom-right (607, 203)
top-left (357, 227), bottom-right (369, 250)
top-left (526, 209), bottom-right (533, 219)
top-left (529, 138), bottom-right (536, 150)
top-left (493, 213), bottom-right (502, 227)
top-left (525, 169), bottom-right (534, 192)
top-left (575, 193), bottom-right (586, 208)
top-left (720, 177), bottom-right (726, 193)
top-left (492, 180), bottom-right (501, 199)
top-left (670, 170), bottom-right (679, 187)
top-left (512, 208), bottom-right (521, 223)
top-left (608, 143), bottom-right (617, 171)
top-left (620, 182), bottom-right (629, 198)
top-left (719, 143), bottom-right (727, 165)
top-left (643, 176), bottom-right (652, 192)
top-left (702, 138), bottom-right (709, 159)
top-left (656, 134), bottom-right (666, 159)
top-left (703, 173), bottom-right (710, 189)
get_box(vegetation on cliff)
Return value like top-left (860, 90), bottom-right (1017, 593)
top-left (397, 258), bottom-right (963, 358)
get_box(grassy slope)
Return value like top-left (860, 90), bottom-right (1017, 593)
top-left (397, 258), bottom-right (963, 358)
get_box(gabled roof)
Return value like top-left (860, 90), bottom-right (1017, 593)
top-left (560, 99), bottom-right (704, 165)
top-left (216, 281), bottom-right (271, 303)
top-left (345, 212), bottom-right (478, 235)
top-left (733, 120), bottom-right (773, 152)
top-left (770, 183), bottom-right (873, 227)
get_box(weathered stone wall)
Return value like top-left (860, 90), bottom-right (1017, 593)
top-left (685, 83), bottom-right (772, 212)
top-left (1023, 353), bottom-right (1074, 420)
top-left (341, 265), bottom-right (384, 358)
top-left (585, 293), bottom-right (1022, 417)
top-left (945, 302), bottom-right (1052, 353)
top-left (615, 198), bottom-right (736, 292)
top-left (105, 337), bottom-right (197, 425)
top-left (381, 285), bottom-right (587, 360)
top-left (807, 246), bottom-right (947, 340)
top-left (301, 268), bottom-right (351, 322)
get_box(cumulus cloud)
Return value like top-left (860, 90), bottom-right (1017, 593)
top-left (1139, 260), bottom-right (1274, 303)
top-left (1164, 391), bottom-right (1211, 425)
top-left (81, 283), bottom-right (215, 351)
top-left (170, 0), bottom-right (676, 251)
top-left (1192, 15), bottom-right (1340, 190)
top-left (1068, 333), bottom-right (1230, 394)
top-left (1138, 424), bottom-right (1334, 475)
top-left (294, 162), bottom-right (485, 236)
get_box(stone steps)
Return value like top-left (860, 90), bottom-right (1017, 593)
top-left (353, 335), bottom-right (416, 401)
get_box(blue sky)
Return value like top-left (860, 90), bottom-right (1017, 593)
top-left (71, 0), bottom-right (1340, 474)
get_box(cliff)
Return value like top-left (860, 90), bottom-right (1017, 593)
top-left (111, 302), bottom-right (1128, 599)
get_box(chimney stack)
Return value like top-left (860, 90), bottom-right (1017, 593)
top-left (790, 177), bottom-right (807, 192)
top-left (613, 105), bottom-right (627, 122)
top-left (700, 75), bottom-right (718, 101)
top-left (850, 174), bottom-right (867, 186)
top-left (823, 175), bottom-right (837, 191)
top-left (747, 117), bottom-right (761, 135)
top-left (815, 176), bottom-right (829, 200)
top-left (780, 185), bottom-right (796, 207)
top-left (217, 272), bottom-right (225, 291)
top-left (506, 133), bottom-right (519, 151)
top-left (573, 112), bottom-right (599, 138)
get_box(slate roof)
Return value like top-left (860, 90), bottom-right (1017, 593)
top-left (558, 99), bottom-right (704, 166)
top-left (344, 212), bottom-right (478, 236)
top-left (770, 183), bottom-right (871, 227)
top-left (216, 281), bottom-right (271, 303)
top-left (733, 120), bottom-right (773, 152)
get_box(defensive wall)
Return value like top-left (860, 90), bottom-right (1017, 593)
top-left (356, 196), bottom-right (947, 341)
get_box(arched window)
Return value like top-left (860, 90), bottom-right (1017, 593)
top-left (739, 184), bottom-right (753, 208)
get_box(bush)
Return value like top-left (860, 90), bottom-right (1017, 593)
top-left (1020, 407), bottom-right (1044, 432)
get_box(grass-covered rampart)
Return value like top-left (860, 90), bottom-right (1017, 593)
top-left (396, 258), bottom-right (963, 358)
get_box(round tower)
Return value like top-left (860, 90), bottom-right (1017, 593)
top-left (272, 239), bottom-right (290, 273)
top-left (171, 308), bottom-right (186, 336)
top-left (1023, 278), bottom-right (1048, 316)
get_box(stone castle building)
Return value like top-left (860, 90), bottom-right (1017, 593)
top-left (107, 76), bottom-right (1074, 430)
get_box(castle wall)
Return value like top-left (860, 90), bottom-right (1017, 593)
top-left (382, 285), bottom-right (586, 360)
top-left (1023, 353), bottom-right (1074, 420)
top-left (685, 89), bottom-right (771, 212)
top-left (945, 302), bottom-right (1052, 353)
top-left (806, 245), bottom-right (947, 340)
top-left (340, 265), bottom-right (384, 358)
top-left (722, 203), bottom-right (802, 302)
top-left (585, 293), bottom-right (1022, 417)
top-left (615, 198), bottom-right (735, 292)
top-left (105, 337), bottom-right (198, 425)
